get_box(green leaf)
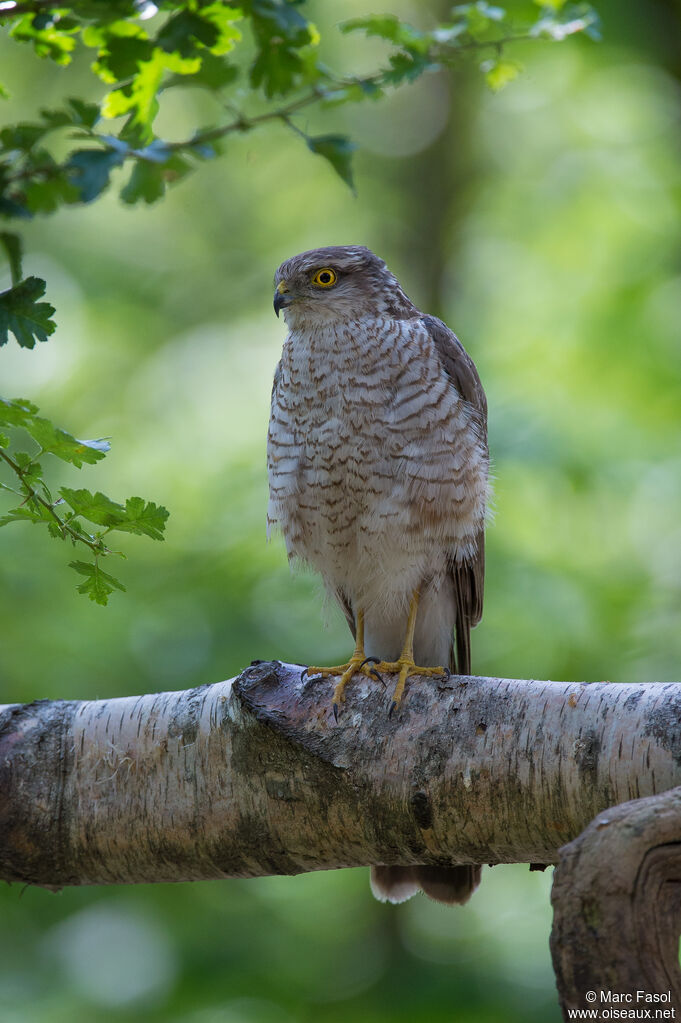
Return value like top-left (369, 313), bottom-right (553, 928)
top-left (60, 488), bottom-right (169, 539)
top-left (88, 25), bottom-right (154, 83)
top-left (0, 231), bottom-right (23, 286)
top-left (102, 49), bottom-right (200, 146)
top-left (19, 459), bottom-right (42, 488)
top-left (9, 13), bottom-right (78, 66)
top-left (250, 44), bottom-right (305, 97)
top-left (12, 451), bottom-right (34, 470)
top-left (120, 160), bottom-right (166, 204)
top-left (248, 0), bottom-right (312, 44)
top-left (59, 488), bottom-right (127, 526)
top-left (0, 504), bottom-right (51, 528)
top-left (119, 140), bottom-right (192, 203)
top-left (383, 50), bottom-right (433, 86)
top-left (164, 52), bottom-right (239, 91)
top-left (69, 560), bottom-right (126, 606)
top-left (0, 397), bottom-right (39, 426)
top-left (0, 277), bottom-right (56, 348)
top-left (199, 2), bottom-right (242, 55)
top-left (341, 15), bottom-right (428, 52)
top-left (66, 146), bottom-right (128, 203)
top-left (23, 167), bottom-right (80, 215)
top-left (0, 104), bottom-right (95, 158)
top-left (247, 0), bottom-right (319, 97)
top-left (340, 11), bottom-right (433, 88)
top-left (481, 58), bottom-right (523, 91)
top-left (156, 10), bottom-right (219, 58)
top-left (0, 195), bottom-right (32, 220)
top-left (37, 109), bottom-right (73, 130)
top-left (120, 146), bottom-right (192, 204)
top-left (0, 121), bottom-right (51, 152)
top-left (27, 421), bottom-right (110, 466)
top-left (306, 134), bottom-right (356, 191)
top-left (66, 97), bottom-right (101, 129)
top-left (102, 55), bottom-right (163, 137)
top-left (0, 397), bottom-right (109, 466)
top-left (116, 496), bottom-right (169, 540)
top-left (0, 106), bottom-right (84, 215)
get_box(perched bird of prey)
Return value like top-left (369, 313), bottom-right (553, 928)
top-left (268, 245), bottom-right (489, 905)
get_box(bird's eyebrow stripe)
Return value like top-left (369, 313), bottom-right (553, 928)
top-left (307, 262), bottom-right (339, 273)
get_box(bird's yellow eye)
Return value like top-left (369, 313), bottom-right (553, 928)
top-left (312, 268), bottom-right (337, 287)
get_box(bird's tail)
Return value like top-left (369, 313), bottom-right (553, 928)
top-left (453, 565), bottom-right (473, 675)
top-left (370, 864), bottom-right (481, 906)
top-left (369, 600), bottom-right (482, 908)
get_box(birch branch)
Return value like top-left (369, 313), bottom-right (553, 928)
top-left (1, 660), bottom-right (681, 889)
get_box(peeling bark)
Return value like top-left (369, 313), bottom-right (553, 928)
top-left (1, 661), bottom-right (681, 889)
top-left (551, 788), bottom-right (681, 1017)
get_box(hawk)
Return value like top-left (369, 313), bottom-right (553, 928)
top-left (268, 245), bottom-right (489, 905)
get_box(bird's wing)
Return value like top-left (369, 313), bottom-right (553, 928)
top-left (421, 314), bottom-right (488, 673)
top-left (334, 588), bottom-right (356, 640)
top-left (421, 314), bottom-right (488, 453)
top-left (270, 358), bottom-right (282, 401)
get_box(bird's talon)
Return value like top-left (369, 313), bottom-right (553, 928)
top-left (300, 667), bottom-right (309, 681)
top-left (306, 616), bottom-right (444, 714)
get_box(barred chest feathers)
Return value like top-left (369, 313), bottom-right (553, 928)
top-left (267, 314), bottom-right (488, 611)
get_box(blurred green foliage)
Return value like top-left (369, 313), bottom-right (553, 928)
top-left (0, 0), bottom-right (596, 600)
top-left (1, 0), bottom-right (680, 1019)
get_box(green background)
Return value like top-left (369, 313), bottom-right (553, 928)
top-left (1, 1), bottom-right (680, 1019)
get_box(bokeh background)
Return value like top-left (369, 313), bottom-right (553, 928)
top-left (1, 0), bottom-right (680, 1019)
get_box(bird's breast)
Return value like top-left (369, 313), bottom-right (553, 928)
top-left (268, 317), bottom-right (488, 577)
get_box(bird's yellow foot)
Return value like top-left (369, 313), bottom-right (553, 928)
top-left (303, 654), bottom-right (383, 721)
top-left (303, 609), bottom-right (387, 720)
top-left (367, 659), bottom-right (447, 716)
top-left (302, 595), bottom-right (448, 719)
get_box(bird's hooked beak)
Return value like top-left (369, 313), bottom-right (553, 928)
top-left (273, 280), bottom-right (292, 317)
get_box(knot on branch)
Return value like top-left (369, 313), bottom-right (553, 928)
top-left (551, 787), bottom-right (681, 1016)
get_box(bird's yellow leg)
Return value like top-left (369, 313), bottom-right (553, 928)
top-left (304, 610), bottom-right (379, 718)
top-left (368, 588), bottom-right (447, 714)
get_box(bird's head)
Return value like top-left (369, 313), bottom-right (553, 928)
top-left (273, 245), bottom-right (415, 326)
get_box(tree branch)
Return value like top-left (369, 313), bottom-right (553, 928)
top-left (2, 661), bottom-right (681, 890)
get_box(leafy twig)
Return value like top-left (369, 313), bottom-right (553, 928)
top-left (0, 397), bottom-right (169, 603)
top-left (0, 447), bottom-right (110, 554)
